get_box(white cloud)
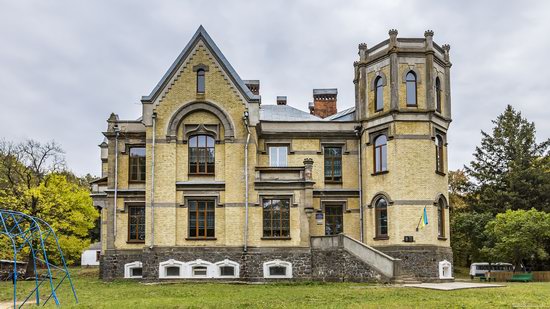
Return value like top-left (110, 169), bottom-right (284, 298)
top-left (0, 0), bottom-right (548, 175)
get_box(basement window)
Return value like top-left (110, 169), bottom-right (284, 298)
top-left (263, 260), bottom-right (292, 279)
top-left (192, 266), bottom-right (208, 277)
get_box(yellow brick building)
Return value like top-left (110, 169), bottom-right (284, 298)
top-left (91, 27), bottom-right (453, 282)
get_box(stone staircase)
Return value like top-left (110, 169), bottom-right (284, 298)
top-left (394, 273), bottom-right (422, 284)
top-left (311, 234), bottom-right (403, 283)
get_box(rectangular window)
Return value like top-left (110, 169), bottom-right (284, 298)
top-left (325, 205), bottom-right (344, 235)
top-left (189, 135), bottom-right (215, 175)
top-left (188, 200), bottom-right (215, 238)
top-left (324, 147), bottom-right (342, 183)
top-left (263, 199), bottom-right (290, 238)
top-left (129, 147), bottom-right (146, 182)
top-left (269, 146), bottom-right (288, 167)
top-left (128, 204), bottom-right (145, 242)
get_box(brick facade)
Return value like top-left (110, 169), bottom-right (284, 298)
top-left (92, 27), bottom-right (453, 281)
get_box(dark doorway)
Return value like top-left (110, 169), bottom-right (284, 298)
top-left (325, 205), bottom-right (343, 235)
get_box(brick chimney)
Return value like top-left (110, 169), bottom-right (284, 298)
top-left (277, 96), bottom-right (287, 105)
top-left (310, 89), bottom-right (337, 118)
top-left (244, 80), bottom-right (260, 95)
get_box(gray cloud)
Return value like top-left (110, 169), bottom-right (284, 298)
top-left (1, 0), bottom-right (548, 176)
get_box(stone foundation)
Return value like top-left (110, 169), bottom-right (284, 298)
top-left (375, 245), bottom-right (453, 280)
top-left (100, 246), bottom-right (388, 282)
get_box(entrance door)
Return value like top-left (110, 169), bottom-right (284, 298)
top-left (325, 205), bottom-right (343, 235)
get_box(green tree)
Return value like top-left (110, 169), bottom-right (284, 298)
top-left (450, 211), bottom-right (493, 266)
top-left (0, 139), bottom-right (98, 274)
top-left (483, 209), bottom-right (550, 270)
top-left (466, 105), bottom-right (550, 214)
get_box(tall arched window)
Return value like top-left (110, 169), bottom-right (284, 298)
top-left (375, 197), bottom-right (388, 238)
top-left (435, 135), bottom-right (444, 173)
top-left (435, 77), bottom-right (442, 113)
top-left (375, 76), bottom-right (384, 112)
top-left (197, 69), bottom-right (205, 93)
top-left (437, 197), bottom-right (446, 238)
top-left (189, 135), bottom-right (215, 174)
top-left (406, 71), bottom-right (417, 106)
top-left (373, 135), bottom-right (387, 173)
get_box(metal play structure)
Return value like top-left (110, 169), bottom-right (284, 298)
top-left (0, 209), bottom-right (78, 308)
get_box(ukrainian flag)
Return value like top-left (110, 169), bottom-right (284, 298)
top-left (419, 206), bottom-right (428, 229)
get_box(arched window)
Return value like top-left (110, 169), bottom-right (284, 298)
top-left (197, 69), bottom-right (205, 93)
top-left (375, 76), bottom-right (384, 112)
top-left (435, 77), bottom-right (442, 113)
top-left (189, 135), bottom-right (215, 174)
top-left (437, 197), bottom-right (446, 238)
top-left (435, 135), bottom-right (444, 173)
top-left (406, 71), bottom-right (417, 106)
top-left (375, 197), bottom-right (388, 238)
top-left (373, 135), bottom-right (387, 173)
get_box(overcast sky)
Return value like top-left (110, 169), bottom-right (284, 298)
top-left (1, 0), bottom-right (549, 176)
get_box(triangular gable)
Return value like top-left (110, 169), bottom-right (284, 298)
top-left (141, 25), bottom-right (260, 104)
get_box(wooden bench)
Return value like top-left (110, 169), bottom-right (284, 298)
top-left (507, 273), bottom-right (533, 282)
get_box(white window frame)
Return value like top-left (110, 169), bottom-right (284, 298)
top-left (124, 261), bottom-right (143, 279)
top-left (269, 146), bottom-right (288, 167)
top-left (263, 259), bottom-right (292, 279)
top-left (186, 259), bottom-right (216, 278)
top-left (159, 259), bottom-right (186, 279)
top-left (214, 259), bottom-right (240, 278)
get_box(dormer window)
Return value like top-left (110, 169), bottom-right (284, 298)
top-left (197, 69), bottom-right (205, 93)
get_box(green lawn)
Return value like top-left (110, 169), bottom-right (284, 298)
top-left (1, 268), bottom-right (549, 308)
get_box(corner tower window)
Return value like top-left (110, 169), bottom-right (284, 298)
top-left (189, 135), bottom-right (215, 175)
top-left (375, 197), bottom-right (388, 238)
top-left (435, 135), bottom-right (444, 174)
top-left (437, 198), bottom-right (446, 238)
top-left (435, 77), bottom-right (442, 113)
top-left (373, 135), bottom-right (387, 173)
top-left (406, 71), bottom-right (417, 106)
top-left (375, 76), bottom-right (384, 112)
top-left (197, 69), bottom-right (205, 93)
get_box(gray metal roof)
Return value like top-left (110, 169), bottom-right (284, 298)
top-left (324, 106), bottom-right (356, 121)
top-left (141, 26), bottom-right (260, 104)
top-left (260, 105), bottom-right (322, 121)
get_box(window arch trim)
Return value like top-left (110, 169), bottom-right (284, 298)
top-left (166, 101), bottom-right (235, 142)
top-left (401, 67), bottom-right (422, 84)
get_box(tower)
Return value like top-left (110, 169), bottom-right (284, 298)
top-left (355, 29), bottom-right (453, 279)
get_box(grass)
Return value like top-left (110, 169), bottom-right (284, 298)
top-left (1, 268), bottom-right (550, 308)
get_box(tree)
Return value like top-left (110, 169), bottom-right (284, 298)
top-left (0, 139), bottom-right (98, 275)
top-left (448, 169), bottom-right (473, 212)
top-left (483, 209), bottom-right (550, 270)
top-left (450, 211), bottom-right (493, 266)
top-left (466, 105), bottom-right (550, 214)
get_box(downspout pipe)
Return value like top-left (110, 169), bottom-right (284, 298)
top-left (355, 125), bottom-right (364, 243)
top-left (243, 112), bottom-right (251, 252)
top-left (113, 126), bottom-right (120, 239)
top-left (150, 113), bottom-right (157, 249)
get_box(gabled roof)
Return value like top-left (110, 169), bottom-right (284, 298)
top-left (260, 105), bottom-right (322, 121)
top-left (141, 26), bottom-right (260, 104)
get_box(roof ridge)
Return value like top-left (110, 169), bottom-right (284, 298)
top-left (141, 26), bottom-right (260, 104)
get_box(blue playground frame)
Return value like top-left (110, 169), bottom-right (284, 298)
top-left (0, 209), bottom-right (78, 308)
